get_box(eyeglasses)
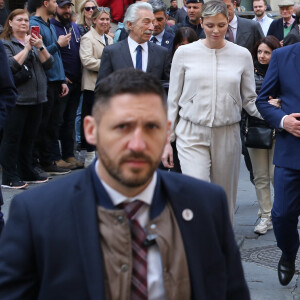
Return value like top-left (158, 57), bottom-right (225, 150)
top-left (84, 6), bottom-right (96, 11)
top-left (97, 7), bottom-right (110, 13)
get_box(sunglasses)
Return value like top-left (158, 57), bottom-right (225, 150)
top-left (84, 6), bottom-right (96, 11)
top-left (97, 6), bottom-right (110, 13)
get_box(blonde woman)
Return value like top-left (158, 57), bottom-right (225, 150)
top-left (77, 0), bottom-right (98, 36)
top-left (79, 7), bottom-right (113, 166)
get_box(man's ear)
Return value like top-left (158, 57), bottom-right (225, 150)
top-left (166, 14), bottom-right (169, 21)
top-left (127, 21), bottom-right (133, 31)
top-left (84, 116), bottom-right (97, 146)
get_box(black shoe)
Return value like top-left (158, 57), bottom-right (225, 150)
top-left (23, 174), bottom-right (49, 184)
top-left (1, 180), bottom-right (28, 189)
top-left (278, 255), bottom-right (295, 286)
top-left (34, 165), bottom-right (51, 180)
top-left (42, 162), bottom-right (71, 176)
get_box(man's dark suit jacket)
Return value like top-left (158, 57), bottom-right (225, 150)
top-left (256, 43), bottom-right (300, 170)
top-left (95, 38), bottom-right (171, 88)
top-left (161, 30), bottom-right (175, 51)
top-left (235, 16), bottom-right (264, 52)
top-left (0, 167), bottom-right (250, 300)
top-left (267, 17), bottom-right (297, 42)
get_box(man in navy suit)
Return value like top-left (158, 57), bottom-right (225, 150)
top-left (95, 2), bottom-right (171, 89)
top-left (0, 40), bottom-right (17, 235)
top-left (0, 69), bottom-right (250, 299)
top-left (256, 43), bottom-right (300, 286)
top-left (149, 0), bottom-right (175, 51)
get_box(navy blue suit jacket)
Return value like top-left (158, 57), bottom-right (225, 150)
top-left (96, 38), bottom-right (171, 88)
top-left (0, 167), bottom-right (249, 299)
top-left (161, 30), bottom-right (174, 51)
top-left (256, 43), bottom-right (300, 170)
top-left (267, 18), bottom-right (297, 41)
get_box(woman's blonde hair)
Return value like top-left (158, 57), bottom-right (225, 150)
top-left (77, 0), bottom-right (98, 25)
top-left (91, 7), bottom-right (110, 28)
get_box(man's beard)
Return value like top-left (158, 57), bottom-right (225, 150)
top-left (98, 146), bottom-right (161, 188)
top-left (255, 11), bottom-right (264, 17)
top-left (56, 12), bottom-right (71, 25)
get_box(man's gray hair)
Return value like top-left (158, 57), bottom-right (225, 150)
top-left (124, 2), bottom-right (153, 32)
top-left (148, 0), bottom-right (167, 15)
top-left (201, 0), bottom-right (228, 19)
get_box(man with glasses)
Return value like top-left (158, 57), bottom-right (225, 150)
top-left (95, 2), bottom-right (171, 88)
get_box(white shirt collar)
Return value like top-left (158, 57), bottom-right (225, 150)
top-left (151, 29), bottom-right (165, 44)
top-left (229, 14), bottom-right (238, 29)
top-left (95, 159), bottom-right (157, 207)
top-left (128, 35), bottom-right (148, 54)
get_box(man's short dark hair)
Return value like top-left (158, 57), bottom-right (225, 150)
top-left (28, 0), bottom-right (44, 13)
top-left (148, 0), bottom-right (168, 15)
top-left (253, 0), bottom-right (267, 5)
top-left (93, 69), bottom-right (167, 119)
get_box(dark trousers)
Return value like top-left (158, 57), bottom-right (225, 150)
top-left (0, 191), bottom-right (3, 235)
top-left (272, 166), bottom-right (300, 261)
top-left (52, 82), bottom-right (81, 161)
top-left (35, 82), bottom-right (61, 166)
top-left (81, 90), bottom-right (95, 152)
top-left (0, 104), bottom-right (42, 182)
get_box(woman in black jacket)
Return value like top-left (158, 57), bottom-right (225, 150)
top-left (248, 36), bottom-right (281, 234)
top-left (0, 9), bottom-right (53, 189)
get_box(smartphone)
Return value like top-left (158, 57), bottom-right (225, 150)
top-left (30, 26), bottom-right (40, 37)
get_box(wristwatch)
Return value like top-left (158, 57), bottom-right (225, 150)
top-left (39, 46), bottom-right (45, 51)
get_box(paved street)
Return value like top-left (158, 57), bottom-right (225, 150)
top-left (1, 158), bottom-right (300, 299)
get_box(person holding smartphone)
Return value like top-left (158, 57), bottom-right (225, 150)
top-left (0, 9), bottom-right (54, 188)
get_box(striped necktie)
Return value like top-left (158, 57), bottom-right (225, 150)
top-left (123, 200), bottom-right (148, 299)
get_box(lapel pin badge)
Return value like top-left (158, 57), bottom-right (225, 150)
top-left (166, 40), bottom-right (169, 44)
top-left (182, 209), bottom-right (193, 221)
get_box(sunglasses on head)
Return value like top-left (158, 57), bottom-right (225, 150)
top-left (84, 6), bottom-right (96, 11)
top-left (97, 6), bottom-right (110, 13)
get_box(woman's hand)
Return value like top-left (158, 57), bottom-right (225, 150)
top-left (268, 96), bottom-right (281, 108)
top-left (30, 33), bottom-right (43, 49)
top-left (161, 143), bottom-right (174, 169)
top-left (24, 34), bottom-right (32, 51)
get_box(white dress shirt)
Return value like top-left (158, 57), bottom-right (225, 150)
top-left (229, 15), bottom-right (238, 42)
top-left (151, 30), bottom-right (165, 46)
top-left (127, 36), bottom-right (148, 72)
top-left (252, 14), bottom-right (273, 36)
top-left (95, 161), bottom-right (166, 300)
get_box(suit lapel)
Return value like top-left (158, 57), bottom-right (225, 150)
top-left (158, 171), bottom-right (206, 299)
top-left (235, 16), bottom-right (247, 45)
top-left (123, 39), bottom-right (134, 68)
top-left (292, 43), bottom-right (300, 79)
top-left (72, 168), bottom-right (106, 300)
top-left (146, 41), bottom-right (154, 73)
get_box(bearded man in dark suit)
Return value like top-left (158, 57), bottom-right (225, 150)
top-left (0, 69), bottom-right (250, 299)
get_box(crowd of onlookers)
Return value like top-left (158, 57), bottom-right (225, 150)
top-left (0, 0), bottom-right (300, 231)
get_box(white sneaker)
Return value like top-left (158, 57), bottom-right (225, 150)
top-left (254, 218), bottom-right (273, 235)
top-left (84, 151), bottom-right (95, 168)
